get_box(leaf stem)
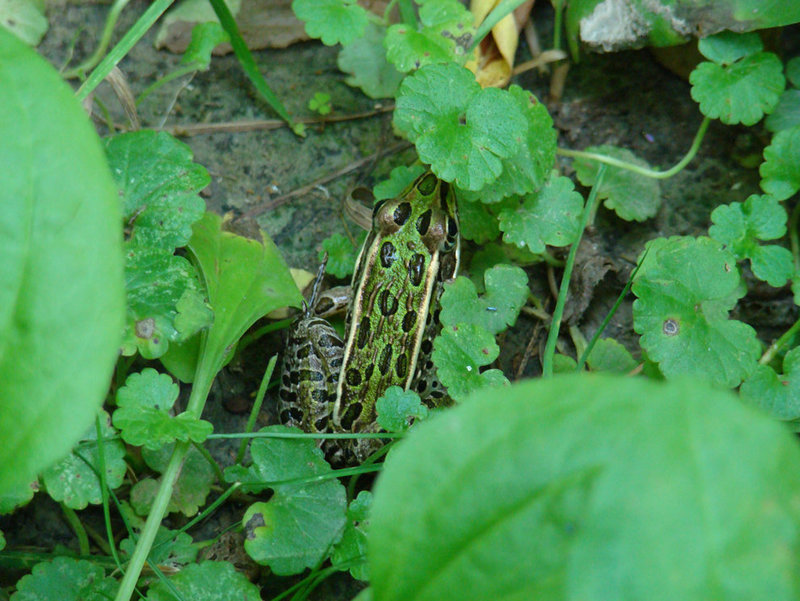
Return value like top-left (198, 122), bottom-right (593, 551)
top-left (60, 505), bottom-right (90, 556)
top-left (542, 165), bottom-right (607, 377)
top-left (557, 116), bottom-right (710, 180)
top-left (64, 0), bottom-right (130, 79)
top-left (397, 0), bottom-right (417, 26)
top-left (236, 355), bottom-right (278, 464)
top-left (760, 316), bottom-right (800, 365)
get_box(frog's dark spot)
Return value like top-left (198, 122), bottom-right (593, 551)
top-left (417, 173), bottom-right (437, 195)
top-left (425, 360), bottom-right (434, 370)
top-left (379, 289), bottom-right (398, 316)
top-left (357, 317), bottom-right (371, 349)
top-left (393, 202), bottom-right (412, 226)
top-left (315, 417), bottom-right (329, 431)
top-left (379, 345), bottom-right (393, 375)
top-left (314, 296), bottom-right (335, 314)
top-left (396, 355), bottom-right (408, 378)
top-left (402, 310), bottom-right (417, 332)
top-left (380, 241), bottom-right (397, 268)
top-left (310, 389), bottom-right (328, 404)
top-left (416, 209), bottom-right (432, 236)
top-left (289, 371), bottom-right (300, 385)
top-left (346, 368), bottom-right (362, 386)
top-left (296, 346), bottom-right (310, 359)
top-left (372, 198), bottom-right (387, 218)
top-left (421, 340), bottom-right (433, 354)
top-left (363, 364), bottom-right (375, 381)
top-left (329, 356), bottom-right (343, 369)
top-left (416, 380), bottom-right (427, 393)
top-left (430, 390), bottom-right (445, 399)
top-left (282, 374), bottom-right (291, 386)
top-left (409, 253), bottom-right (426, 286)
top-left (299, 369), bottom-right (324, 382)
top-left (340, 402), bottom-right (362, 430)
top-left (318, 333), bottom-right (344, 349)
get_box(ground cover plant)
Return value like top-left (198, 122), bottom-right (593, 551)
top-left (3, 1), bottom-right (800, 600)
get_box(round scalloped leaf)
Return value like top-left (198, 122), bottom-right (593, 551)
top-left (456, 197), bottom-right (502, 243)
top-left (319, 232), bottom-right (366, 279)
top-left (331, 491), bottom-right (372, 581)
top-left (690, 52), bottom-right (785, 126)
top-left (585, 338), bottom-right (638, 373)
top-left (632, 236), bottom-right (759, 388)
top-left (12, 557), bottom-right (118, 601)
top-left (765, 89), bottom-right (800, 133)
top-left (741, 347), bottom-right (800, 426)
top-left (385, 24), bottom-right (455, 72)
top-left (145, 560), bottom-right (260, 601)
top-left (760, 124), bottom-right (800, 200)
top-left (292, 0), bottom-right (367, 46)
top-left (498, 174), bottom-right (583, 253)
top-left (105, 130), bottom-right (208, 251)
top-left (787, 57), bottom-right (800, 88)
top-left (573, 145), bottom-right (660, 221)
top-left (0, 29), bottom-right (124, 496)
top-left (369, 374), bottom-right (800, 601)
top-left (376, 386), bottom-right (428, 432)
top-left (697, 31), bottom-right (762, 65)
top-left (373, 164), bottom-right (426, 200)
top-left (394, 63), bottom-right (525, 191)
top-left (41, 412), bottom-right (126, 510)
top-left (120, 526), bottom-right (198, 567)
top-left (337, 22), bottom-right (403, 99)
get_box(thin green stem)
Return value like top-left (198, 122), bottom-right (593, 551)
top-left (760, 316), bottom-right (800, 365)
top-left (542, 166), bottom-right (607, 377)
top-left (552, 0), bottom-right (564, 50)
top-left (76, 0), bottom-right (174, 101)
top-left (789, 201), bottom-right (800, 272)
top-left (192, 440), bottom-right (226, 485)
top-left (94, 414), bottom-right (122, 569)
top-left (64, 0), bottom-right (130, 79)
top-left (237, 355), bottom-right (278, 464)
top-left (135, 64), bottom-right (197, 105)
top-left (469, 0), bottom-right (531, 53)
top-left (397, 0), bottom-right (417, 25)
top-left (382, 0), bottom-right (400, 23)
top-left (61, 505), bottom-right (90, 556)
top-left (557, 116), bottom-right (710, 180)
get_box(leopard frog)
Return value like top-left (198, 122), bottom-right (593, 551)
top-left (278, 171), bottom-right (460, 464)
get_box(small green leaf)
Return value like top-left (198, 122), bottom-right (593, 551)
top-left (432, 324), bottom-right (508, 401)
top-left (331, 491), bottom-right (371, 581)
top-left (373, 164), bottom-right (426, 200)
top-left (130, 444), bottom-right (215, 517)
top-left (765, 89), bottom-right (800, 133)
top-left (632, 236), bottom-right (760, 388)
top-left (573, 145), bottom-right (660, 221)
top-left (369, 374), bottom-right (800, 601)
top-left (308, 91), bottom-right (332, 115)
top-left (12, 557), bottom-right (118, 601)
top-left (741, 347), bottom-right (800, 427)
top-left (787, 57), bottom-right (800, 88)
top-left (337, 22), bottom-right (403, 99)
top-left (319, 232), bottom-right (366, 278)
top-left (292, 0), bottom-right (367, 46)
top-left (41, 412), bottom-right (127, 510)
top-left (0, 529), bottom-right (4, 551)
top-left (394, 63), bottom-right (526, 191)
top-left (760, 124), bottom-right (800, 200)
top-left (690, 52), bottom-right (785, 126)
top-left (376, 386), bottom-right (429, 432)
top-left (0, 0), bottom-right (48, 46)
top-left (145, 560), bottom-right (260, 601)
top-left (553, 353), bottom-right (578, 373)
top-left (105, 130), bottom-right (208, 251)
top-left (697, 31), bottom-right (762, 65)
top-left (440, 265), bottom-right (529, 335)
top-left (456, 197), bottom-right (502, 243)
top-left (181, 22), bottom-right (229, 69)
top-left (120, 526), bottom-right (198, 567)
top-left (113, 368), bottom-right (213, 450)
top-left (498, 174), bottom-right (583, 253)
top-left (224, 426), bottom-right (347, 575)
top-left (709, 194), bottom-right (793, 286)
top-left (0, 480), bottom-right (35, 514)
top-left (585, 338), bottom-right (638, 373)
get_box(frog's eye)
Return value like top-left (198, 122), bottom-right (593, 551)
top-left (372, 198), bottom-right (387, 218)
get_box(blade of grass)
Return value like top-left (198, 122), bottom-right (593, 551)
top-left (468, 0), bottom-right (531, 53)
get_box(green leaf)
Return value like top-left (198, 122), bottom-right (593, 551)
top-left (369, 374), bottom-right (800, 601)
top-left (573, 145), bottom-right (660, 221)
top-left (632, 236), bottom-right (760, 388)
top-left (585, 338), bottom-right (638, 373)
top-left (320, 232), bottom-right (365, 278)
top-left (292, 0), bottom-right (367, 46)
top-left (690, 52), bottom-right (785, 126)
top-left (0, 0), bottom-right (48, 45)
top-left (120, 526), bottom-right (198, 567)
top-left (12, 557), bottom-right (118, 601)
top-left (709, 193), bottom-right (793, 286)
top-left (498, 174), bottom-right (583, 253)
top-left (122, 249), bottom-right (209, 359)
top-left (145, 560), bottom-right (260, 601)
top-left (0, 529), bottom-right (4, 551)
top-left (440, 265), bottom-right (529, 335)
top-left (787, 56), bottom-right (800, 88)
top-left (130, 444), bottom-right (215, 516)
top-left (394, 63), bottom-right (526, 191)
top-left (456, 197), bottom-right (501, 244)
top-left (373, 164), bottom-right (426, 200)
top-left (41, 412), bottom-right (127, 510)
top-left (337, 22), bottom-right (403, 99)
top-left (432, 324), bottom-right (508, 401)
top-left (181, 21), bottom-right (229, 69)
top-left (0, 28), bottom-right (124, 496)
top-left (741, 347), bottom-right (800, 427)
top-left (760, 124), bottom-right (800, 200)
top-left (385, 0), bottom-right (474, 72)
top-left (332, 490), bottom-right (372, 581)
top-left (224, 425), bottom-right (347, 575)
top-left (697, 31), bottom-right (762, 65)
top-left (0, 480), bottom-right (35, 514)
top-left (308, 91), bottom-right (332, 115)
top-left (188, 212), bottom-right (302, 380)
top-left (765, 89), bottom-right (800, 133)
top-left (105, 130), bottom-right (208, 251)
top-left (113, 368), bottom-right (213, 450)
top-left (376, 386), bottom-right (429, 432)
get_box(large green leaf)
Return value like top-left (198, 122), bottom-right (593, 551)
top-left (0, 28), bottom-right (124, 495)
top-left (370, 374), bottom-right (800, 601)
